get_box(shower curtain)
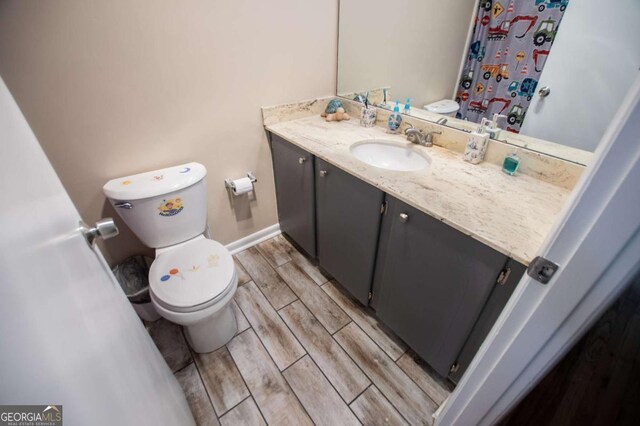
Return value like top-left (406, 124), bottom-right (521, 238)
top-left (456, 0), bottom-right (569, 133)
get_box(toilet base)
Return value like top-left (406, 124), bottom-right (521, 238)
top-left (183, 302), bottom-right (237, 353)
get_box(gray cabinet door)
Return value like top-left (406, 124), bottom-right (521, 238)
top-left (270, 134), bottom-right (316, 258)
top-left (449, 259), bottom-right (526, 383)
top-left (376, 196), bottom-right (508, 376)
top-left (315, 158), bottom-right (384, 305)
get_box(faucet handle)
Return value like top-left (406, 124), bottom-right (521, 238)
top-left (403, 123), bottom-right (414, 134)
top-left (424, 130), bottom-right (442, 147)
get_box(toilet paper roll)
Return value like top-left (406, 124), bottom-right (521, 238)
top-left (232, 177), bottom-right (253, 195)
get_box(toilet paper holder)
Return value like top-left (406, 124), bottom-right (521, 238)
top-left (224, 172), bottom-right (257, 192)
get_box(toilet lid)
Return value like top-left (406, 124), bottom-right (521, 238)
top-left (424, 99), bottom-right (460, 114)
top-left (149, 238), bottom-right (235, 311)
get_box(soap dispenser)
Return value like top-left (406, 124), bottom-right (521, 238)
top-left (502, 152), bottom-right (521, 175)
top-left (464, 119), bottom-right (490, 164)
top-left (403, 98), bottom-right (412, 114)
top-left (388, 101), bottom-right (403, 133)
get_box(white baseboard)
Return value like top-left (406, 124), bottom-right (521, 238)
top-left (432, 395), bottom-right (449, 423)
top-left (225, 224), bottom-right (281, 255)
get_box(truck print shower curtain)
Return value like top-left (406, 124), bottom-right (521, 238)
top-left (456, 0), bottom-right (569, 133)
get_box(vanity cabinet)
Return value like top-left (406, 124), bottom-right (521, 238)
top-left (269, 133), bottom-right (525, 380)
top-left (373, 196), bottom-right (509, 377)
top-left (270, 134), bottom-right (316, 257)
top-left (315, 158), bottom-right (384, 305)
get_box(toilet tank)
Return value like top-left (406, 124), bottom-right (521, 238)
top-left (103, 162), bottom-right (208, 248)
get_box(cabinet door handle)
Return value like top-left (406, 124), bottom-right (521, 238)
top-left (298, 157), bottom-right (307, 164)
top-left (319, 170), bottom-right (328, 177)
top-left (399, 213), bottom-right (409, 223)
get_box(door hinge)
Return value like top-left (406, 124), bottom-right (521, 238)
top-left (380, 201), bottom-right (388, 215)
top-left (368, 291), bottom-right (373, 301)
top-left (527, 256), bottom-right (559, 284)
top-left (450, 363), bottom-right (460, 373)
top-left (496, 267), bottom-right (512, 285)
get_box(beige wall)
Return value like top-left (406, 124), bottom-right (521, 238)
top-left (338, 0), bottom-right (475, 106)
top-left (0, 0), bottom-right (338, 265)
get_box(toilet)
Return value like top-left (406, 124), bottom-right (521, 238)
top-left (423, 99), bottom-right (460, 117)
top-left (103, 162), bottom-right (238, 353)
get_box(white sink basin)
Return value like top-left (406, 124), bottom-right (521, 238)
top-left (350, 139), bottom-right (431, 171)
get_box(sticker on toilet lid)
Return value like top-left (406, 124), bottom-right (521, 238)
top-left (149, 238), bottom-right (235, 310)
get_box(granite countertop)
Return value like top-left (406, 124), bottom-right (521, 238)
top-left (266, 115), bottom-right (572, 266)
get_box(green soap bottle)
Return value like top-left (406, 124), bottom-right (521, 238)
top-left (502, 152), bottom-right (520, 176)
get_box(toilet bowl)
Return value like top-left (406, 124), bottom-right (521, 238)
top-left (103, 162), bottom-right (238, 353)
top-left (149, 235), bottom-right (238, 352)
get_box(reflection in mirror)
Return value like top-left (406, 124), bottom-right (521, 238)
top-left (337, 0), bottom-right (640, 165)
top-left (338, 1), bottom-right (474, 112)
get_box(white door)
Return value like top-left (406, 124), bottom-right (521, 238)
top-left (0, 78), bottom-right (194, 426)
top-left (519, 0), bottom-right (640, 152)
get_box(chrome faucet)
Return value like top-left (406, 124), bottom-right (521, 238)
top-left (404, 123), bottom-right (442, 147)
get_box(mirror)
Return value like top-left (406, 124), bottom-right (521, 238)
top-left (337, 0), bottom-right (640, 165)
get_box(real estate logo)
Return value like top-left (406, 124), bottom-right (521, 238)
top-left (0, 405), bottom-right (63, 426)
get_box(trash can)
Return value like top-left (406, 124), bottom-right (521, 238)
top-left (112, 255), bottom-right (160, 322)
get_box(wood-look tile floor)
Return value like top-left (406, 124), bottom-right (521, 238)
top-left (146, 234), bottom-right (453, 426)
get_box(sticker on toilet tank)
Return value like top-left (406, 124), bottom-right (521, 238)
top-left (158, 197), bottom-right (184, 217)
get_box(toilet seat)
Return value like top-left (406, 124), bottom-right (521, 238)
top-left (424, 99), bottom-right (460, 115)
top-left (149, 237), bottom-right (235, 313)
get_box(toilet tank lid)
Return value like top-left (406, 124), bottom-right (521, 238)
top-left (103, 162), bottom-right (207, 201)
